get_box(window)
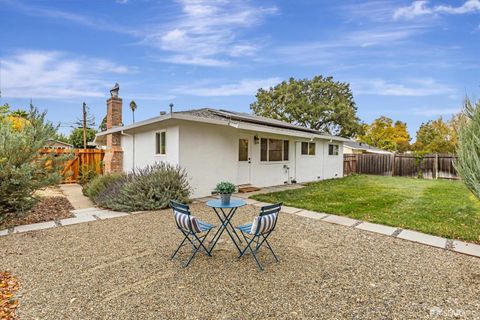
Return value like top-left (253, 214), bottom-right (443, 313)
top-left (301, 142), bottom-right (316, 155)
top-left (260, 138), bottom-right (289, 162)
top-left (329, 144), bottom-right (339, 156)
top-left (238, 138), bottom-right (249, 161)
top-left (155, 131), bottom-right (166, 155)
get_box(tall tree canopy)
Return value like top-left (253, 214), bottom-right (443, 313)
top-left (456, 98), bottom-right (480, 199)
top-left (250, 76), bottom-right (362, 137)
top-left (358, 116), bottom-right (411, 152)
top-left (69, 128), bottom-right (97, 148)
top-left (412, 117), bottom-right (457, 154)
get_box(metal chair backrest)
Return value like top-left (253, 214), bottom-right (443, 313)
top-left (255, 202), bottom-right (282, 234)
top-left (170, 200), bottom-right (195, 232)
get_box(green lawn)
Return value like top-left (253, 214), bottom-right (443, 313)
top-left (252, 175), bottom-right (480, 243)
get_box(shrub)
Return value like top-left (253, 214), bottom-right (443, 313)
top-left (455, 98), bottom-right (480, 200)
top-left (91, 163), bottom-right (191, 212)
top-left (0, 106), bottom-right (68, 220)
top-left (78, 163), bottom-right (99, 187)
top-left (83, 172), bottom-right (125, 199)
top-left (214, 181), bottom-right (236, 194)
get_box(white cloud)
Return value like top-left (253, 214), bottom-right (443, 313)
top-left (394, 0), bottom-right (480, 20)
top-left (3, 0), bottom-right (139, 36)
top-left (412, 107), bottom-right (461, 116)
top-left (174, 77), bottom-right (281, 96)
top-left (352, 78), bottom-right (456, 96)
top-left (1, 51), bottom-right (132, 99)
top-left (393, 1), bottom-right (433, 20)
top-left (145, 0), bottom-right (277, 66)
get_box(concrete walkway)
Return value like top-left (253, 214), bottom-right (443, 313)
top-left (59, 184), bottom-right (95, 209)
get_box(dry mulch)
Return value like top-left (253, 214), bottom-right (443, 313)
top-left (0, 272), bottom-right (20, 320)
top-left (0, 196), bottom-right (74, 230)
top-left (1, 202), bottom-right (480, 319)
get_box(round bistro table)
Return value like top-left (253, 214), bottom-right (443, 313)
top-left (206, 198), bottom-right (246, 254)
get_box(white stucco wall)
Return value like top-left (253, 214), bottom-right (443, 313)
top-left (177, 122), bottom-right (343, 198)
top-left (178, 122), bottom-right (238, 198)
top-left (121, 125), bottom-right (179, 172)
top-left (119, 120), bottom-right (343, 198)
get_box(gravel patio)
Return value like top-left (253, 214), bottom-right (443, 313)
top-left (2, 202), bottom-right (480, 319)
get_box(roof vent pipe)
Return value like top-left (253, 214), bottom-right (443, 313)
top-left (169, 103), bottom-right (174, 114)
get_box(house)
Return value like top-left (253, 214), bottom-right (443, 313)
top-left (343, 140), bottom-right (392, 155)
top-left (95, 86), bottom-right (348, 198)
top-left (44, 139), bottom-right (74, 149)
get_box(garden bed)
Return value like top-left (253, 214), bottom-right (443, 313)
top-left (0, 188), bottom-right (74, 230)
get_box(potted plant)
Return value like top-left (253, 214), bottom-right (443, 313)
top-left (214, 181), bottom-right (236, 205)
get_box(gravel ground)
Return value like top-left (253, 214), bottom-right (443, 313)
top-left (1, 203), bottom-right (480, 319)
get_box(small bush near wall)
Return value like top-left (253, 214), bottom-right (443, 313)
top-left (88, 163), bottom-right (191, 212)
top-left (83, 172), bottom-right (125, 198)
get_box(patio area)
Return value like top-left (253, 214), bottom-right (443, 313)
top-left (2, 202), bottom-right (480, 319)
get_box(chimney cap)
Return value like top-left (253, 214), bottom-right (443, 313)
top-left (110, 83), bottom-right (120, 98)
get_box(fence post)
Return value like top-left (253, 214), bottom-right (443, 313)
top-left (391, 154), bottom-right (395, 176)
top-left (435, 153), bottom-right (438, 179)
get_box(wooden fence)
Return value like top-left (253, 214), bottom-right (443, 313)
top-left (344, 153), bottom-right (458, 179)
top-left (40, 148), bottom-right (105, 183)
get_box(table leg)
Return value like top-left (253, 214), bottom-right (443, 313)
top-left (208, 207), bottom-right (242, 254)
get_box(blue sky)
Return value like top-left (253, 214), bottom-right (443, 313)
top-left (1, 0), bottom-right (479, 137)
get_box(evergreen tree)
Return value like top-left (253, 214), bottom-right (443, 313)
top-left (0, 106), bottom-right (67, 217)
top-left (455, 98), bottom-right (480, 199)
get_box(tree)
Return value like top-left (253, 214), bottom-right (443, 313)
top-left (69, 127), bottom-right (97, 148)
top-left (0, 106), bottom-right (66, 217)
top-left (358, 116), bottom-right (411, 152)
top-left (99, 116), bottom-right (107, 132)
top-left (412, 117), bottom-right (456, 154)
top-left (250, 76), bottom-right (362, 137)
top-left (455, 98), bottom-right (480, 199)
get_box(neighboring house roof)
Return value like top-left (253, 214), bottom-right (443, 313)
top-left (95, 108), bottom-right (349, 143)
top-left (45, 139), bottom-right (73, 148)
top-left (344, 140), bottom-right (392, 154)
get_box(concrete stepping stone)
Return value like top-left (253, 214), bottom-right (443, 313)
top-left (452, 241), bottom-right (480, 257)
top-left (0, 229), bottom-right (9, 236)
top-left (397, 229), bottom-right (447, 249)
top-left (60, 215), bottom-right (97, 226)
top-left (94, 210), bottom-right (129, 220)
top-left (14, 221), bottom-right (56, 233)
top-left (71, 207), bottom-right (99, 214)
top-left (295, 210), bottom-right (328, 220)
top-left (281, 206), bottom-right (303, 214)
top-left (355, 222), bottom-right (398, 236)
top-left (322, 214), bottom-right (358, 227)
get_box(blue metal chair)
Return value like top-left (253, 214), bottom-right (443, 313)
top-left (170, 200), bottom-right (215, 267)
top-left (236, 203), bottom-right (282, 271)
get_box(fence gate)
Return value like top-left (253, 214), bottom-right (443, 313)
top-left (40, 148), bottom-right (105, 183)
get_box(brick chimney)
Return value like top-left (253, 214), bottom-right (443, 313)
top-left (104, 83), bottom-right (123, 173)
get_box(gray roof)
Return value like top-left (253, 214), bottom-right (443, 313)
top-left (175, 108), bottom-right (326, 135)
top-left (344, 140), bottom-right (390, 153)
top-left (96, 107), bottom-right (347, 142)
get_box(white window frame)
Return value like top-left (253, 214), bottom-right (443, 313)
top-left (155, 130), bottom-right (167, 155)
top-left (301, 141), bottom-right (316, 156)
top-left (328, 144), bottom-right (339, 156)
top-left (260, 138), bottom-right (289, 162)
